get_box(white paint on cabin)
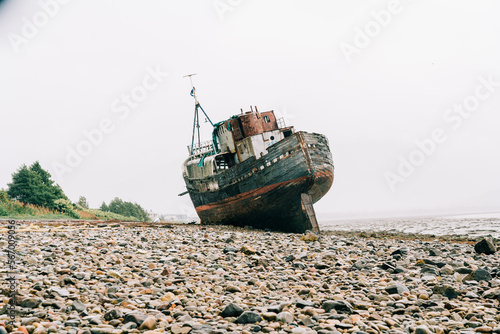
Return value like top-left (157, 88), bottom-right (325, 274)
top-left (235, 130), bottom-right (283, 162)
top-left (250, 134), bottom-right (267, 158)
top-left (236, 137), bottom-right (254, 162)
top-left (263, 129), bottom-right (283, 148)
top-left (217, 123), bottom-right (236, 153)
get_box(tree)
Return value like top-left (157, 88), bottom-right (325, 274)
top-left (7, 161), bottom-right (67, 209)
top-left (100, 202), bottom-right (109, 212)
top-left (78, 196), bottom-right (89, 209)
top-left (104, 197), bottom-right (150, 221)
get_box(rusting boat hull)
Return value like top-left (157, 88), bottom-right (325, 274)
top-left (185, 131), bottom-right (334, 233)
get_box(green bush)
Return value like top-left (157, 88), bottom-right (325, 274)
top-left (0, 189), bottom-right (9, 203)
top-left (0, 206), bottom-right (8, 216)
top-left (53, 199), bottom-right (80, 219)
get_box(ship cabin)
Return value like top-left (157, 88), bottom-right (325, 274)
top-left (184, 107), bottom-right (295, 179)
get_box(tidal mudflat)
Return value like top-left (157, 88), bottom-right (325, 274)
top-left (322, 215), bottom-right (500, 238)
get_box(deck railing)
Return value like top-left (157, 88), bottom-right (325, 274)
top-left (187, 140), bottom-right (216, 156)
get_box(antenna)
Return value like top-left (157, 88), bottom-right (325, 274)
top-left (183, 73), bottom-right (198, 105)
top-left (184, 73), bottom-right (215, 156)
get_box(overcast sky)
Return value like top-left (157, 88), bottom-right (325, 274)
top-left (1, 0), bottom-right (499, 219)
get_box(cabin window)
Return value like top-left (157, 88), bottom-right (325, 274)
top-left (215, 154), bottom-right (236, 170)
top-left (283, 130), bottom-right (292, 138)
top-left (263, 115), bottom-right (270, 123)
top-left (215, 156), bottom-right (228, 170)
top-left (270, 136), bottom-right (275, 140)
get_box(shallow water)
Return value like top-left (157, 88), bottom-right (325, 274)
top-left (321, 213), bottom-right (500, 237)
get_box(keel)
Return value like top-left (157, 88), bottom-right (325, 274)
top-left (301, 193), bottom-right (320, 233)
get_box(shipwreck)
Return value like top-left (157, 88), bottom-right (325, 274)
top-left (180, 75), bottom-right (334, 233)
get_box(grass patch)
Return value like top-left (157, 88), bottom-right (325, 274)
top-left (1, 213), bottom-right (74, 220)
top-left (0, 196), bottom-right (138, 221)
top-left (0, 197), bottom-right (61, 217)
top-left (77, 208), bottom-right (138, 221)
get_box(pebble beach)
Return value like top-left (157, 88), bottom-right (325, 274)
top-left (1, 221), bottom-right (499, 334)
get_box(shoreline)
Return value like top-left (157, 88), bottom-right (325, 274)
top-left (0, 219), bottom-right (495, 243)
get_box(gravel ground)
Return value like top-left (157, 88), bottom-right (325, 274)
top-left (0, 222), bottom-right (499, 334)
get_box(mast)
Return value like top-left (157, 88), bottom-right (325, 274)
top-left (184, 73), bottom-right (214, 156)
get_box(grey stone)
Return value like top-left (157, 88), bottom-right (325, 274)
top-left (414, 325), bottom-right (432, 334)
top-left (20, 298), bottom-right (42, 309)
top-left (294, 298), bottom-right (315, 308)
top-left (314, 263), bottom-right (329, 269)
top-left (235, 311), bottom-right (262, 324)
top-left (51, 301), bottom-right (66, 309)
top-left (104, 308), bottom-right (123, 321)
top-left (421, 265), bottom-right (438, 276)
top-left (385, 283), bottom-right (409, 295)
top-left (123, 311), bottom-right (148, 325)
top-left (65, 319), bottom-right (80, 327)
top-left (456, 267), bottom-right (474, 274)
top-left (223, 247), bottom-right (238, 254)
top-left (276, 311), bottom-right (294, 323)
top-left (380, 262), bottom-right (396, 271)
top-left (469, 268), bottom-right (492, 281)
top-left (475, 237), bottom-right (497, 255)
top-left (190, 325), bottom-right (216, 334)
top-left (322, 300), bottom-right (354, 314)
top-left (225, 285), bottom-right (241, 293)
top-left (121, 322), bottom-right (137, 331)
top-left (429, 248), bottom-right (442, 256)
top-left (433, 285), bottom-right (461, 299)
top-left (50, 287), bottom-right (70, 297)
top-left (391, 248), bottom-right (408, 256)
top-left (220, 303), bottom-right (244, 318)
top-left (108, 319), bottom-right (122, 326)
top-left (300, 317), bottom-right (314, 326)
top-left (72, 300), bottom-right (86, 313)
top-left (465, 291), bottom-right (479, 298)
